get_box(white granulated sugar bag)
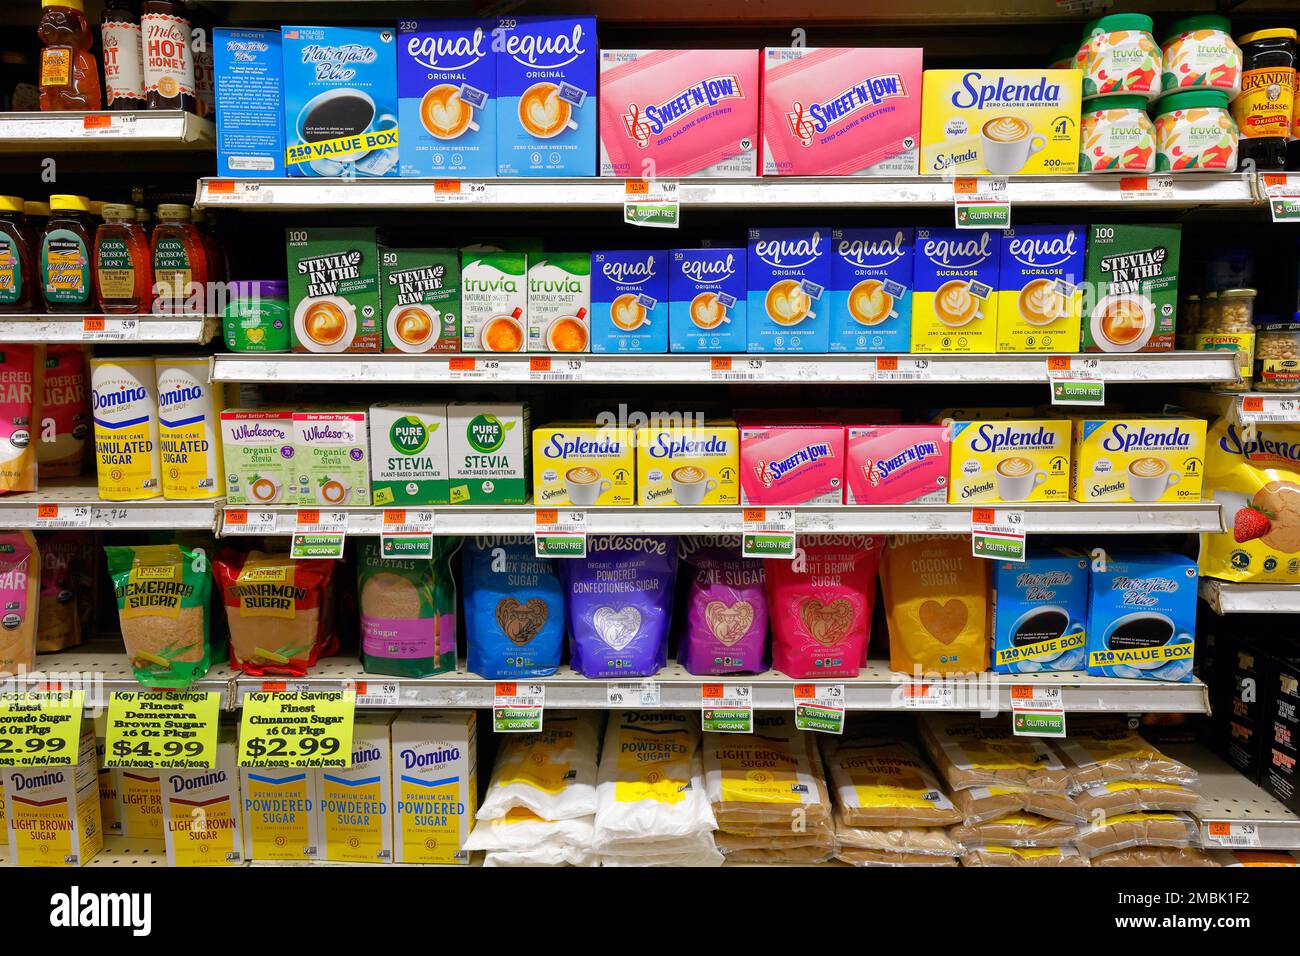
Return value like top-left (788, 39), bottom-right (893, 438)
top-left (476, 711), bottom-right (601, 822)
top-left (465, 811), bottom-right (594, 853)
top-left (598, 830), bottom-right (724, 867)
top-left (485, 846), bottom-right (599, 867)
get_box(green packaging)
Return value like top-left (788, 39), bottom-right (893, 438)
top-left (1082, 224), bottom-right (1181, 352)
top-left (369, 402), bottom-right (449, 506)
top-left (358, 538), bottom-right (461, 679)
top-left (286, 227), bottom-right (381, 352)
top-left (223, 280), bottom-right (291, 352)
top-left (447, 402), bottom-right (530, 504)
top-left (379, 247), bottom-right (460, 353)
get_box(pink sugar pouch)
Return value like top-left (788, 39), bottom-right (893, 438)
top-left (765, 535), bottom-right (884, 679)
top-left (739, 421), bottom-right (845, 506)
top-left (845, 424), bottom-right (951, 505)
top-left (599, 49), bottom-right (760, 178)
top-left (761, 47), bottom-right (923, 177)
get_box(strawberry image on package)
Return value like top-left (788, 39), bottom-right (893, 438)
top-left (739, 421), bottom-right (845, 506)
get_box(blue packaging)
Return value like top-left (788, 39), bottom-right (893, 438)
top-left (669, 248), bottom-right (747, 353)
top-left (281, 26), bottom-right (399, 178)
top-left (746, 227), bottom-right (832, 352)
top-left (397, 20), bottom-right (495, 178)
top-left (591, 250), bottom-right (669, 353)
top-left (495, 16), bottom-right (597, 177)
top-left (991, 549), bottom-right (1088, 674)
top-left (463, 536), bottom-right (565, 679)
top-left (1086, 552), bottom-right (1197, 682)
top-left (829, 227), bottom-right (914, 353)
top-left (214, 29), bottom-right (285, 178)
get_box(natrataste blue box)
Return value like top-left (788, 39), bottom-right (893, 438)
top-left (991, 549), bottom-right (1089, 675)
top-left (214, 28), bottom-right (285, 177)
top-left (1086, 551), bottom-right (1197, 682)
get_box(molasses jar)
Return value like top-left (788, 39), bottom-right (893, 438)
top-left (1233, 28), bottom-right (1296, 170)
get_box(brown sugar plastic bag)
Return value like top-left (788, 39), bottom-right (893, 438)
top-left (834, 809), bottom-right (961, 858)
top-left (1076, 811), bottom-right (1198, 859)
top-left (0, 531), bottom-right (39, 675)
top-left (822, 735), bottom-right (962, 827)
top-left (1055, 721), bottom-right (1198, 791)
top-left (949, 813), bottom-right (1080, 849)
top-left (921, 714), bottom-right (1074, 792)
top-left (838, 848), bottom-right (958, 867)
top-left (1072, 780), bottom-right (1203, 818)
top-left (952, 785), bottom-right (1084, 826)
top-left (715, 831), bottom-right (837, 865)
top-left (881, 534), bottom-right (989, 675)
top-left (960, 845), bottom-right (1087, 867)
top-left (1091, 847), bottom-right (1219, 867)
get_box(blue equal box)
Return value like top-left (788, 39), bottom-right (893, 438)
top-left (746, 227), bottom-right (832, 352)
top-left (214, 28), bottom-right (285, 177)
top-left (494, 16), bottom-right (597, 177)
top-left (1086, 551), bottom-right (1197, 682)
top-left (591, 250), bottom-right (668, 353)
top-left (991, 549), bottom-right (1089, 675)
top-left (829, 227), bottom-right (914, 353)
top-left (281, 26), bottom-right (399, 178)
top-left (397, 20), bottom-right (496, 178)
top-left (668, 248), bottom-right (747, 353)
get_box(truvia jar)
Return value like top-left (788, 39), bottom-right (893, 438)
top-left (1080, 94), bottom-right (1156, 172)
top-left (1082, 14), bottom-right (1163, 100)
top-left (223, 280), bottom-right (290, 352)
top-left (1255, 312), bottom-right (1300, 391)
top-left (1233, 28), bottom-right (1296, 171)
top-left (1160, 15), bottom-right (1243, 99)
top-left (1153, 89), bottom-right (1238, 172)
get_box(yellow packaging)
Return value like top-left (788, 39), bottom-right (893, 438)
top-left (3, 720), bottom-right (102, 866)
top-left (239, 764), bottom-right (319, 862)
top-left (162, 725), bottom-right (243, 867)
top-left (1070, 417), bottom-right (1207, 503)
top-left (89, 356), bottom-right (162, 500)
top-left (948, 419), bottom-right (1071, 503)
top-left (532, 423), bottom-right (635, 507)
top-left (920, 69), bottom-right (1082, 176)
top-left (118, 768), bottom-right (164, 840)
top-left (635, 422), bottom-right (738, 506)
top-left (93, 713), bottom-right (122, 835)
top-left (0, 774), bottom-right (6, 845)
top-left (391, 710), bottom-right (476, 865)
top-left (155, 357), bottom-right (227, 500)
top-left (995, 226), bottom-right (1085, 353)
top-left (317, 711), bottom-right (394, 864)
top-left (881, 534), bottom-right (990, 674)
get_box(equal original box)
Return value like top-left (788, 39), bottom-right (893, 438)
top-left (214, 28), bottom-right (285, 177)
top-left (911, 228), bottom-right (999, 354)
top-left (527, 254), bottom-right (591, 352)
top-left (461, 251), bottom-right (527, 352)
top-left (948, 419), bottom-right (1071, 503)
top-left (761, 47), bottom-right (923, 176)
top-left (281, 26), bottom-right (398, 178)
top-left (1070, 416), bottom-right (1207, 503)
top-left (397, 20), bottom-right (495, 178)
top-left (380, 247), bottom-right (459, 353)
top-left (746, 227), bottom-right (832, 353)
top-left (495, 16), bottom-right (597, 177)
top-left (369, 402), bottom-right (449, 506)
top-left (739, 421), bottom-right (844, 506)
top-left (286, 227), bottom-right (382, 352)
top-left (636, 422), bottom-right (739, 506)
top-left (599, 49), bottom-right (760, 178)
top-left (1086, 551), bottom-right (1197, 682)
top-left (533, 423), bottom-right (636, 506)
top-left (991, 549), bottom-right (1089, 674)
top-left (669, 248), bottom-right (747, 353)
top-left (829, 228), bottom-right (914, 353)
top-left (591, 251), bottom-right (668, 353)
top-left (844, 424), bottom-right (950, 505)
top-left (1082, 224), bottom-right (1182, 352)
top-left (447, 401), bottom-right (529, 504)
top-left (996, 225), bottom-right (1085, 353)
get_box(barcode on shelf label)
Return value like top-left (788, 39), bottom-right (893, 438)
top-left (448, 356), bottom-right (503, 380)
top-left (1240, 395), bottom-right (1299, 423)
top-left (223, 510), bottom-right (280, 535)
top-left (295, 510), bottom-right (348, 534)
top-left (349, 681), bottom-right (400, 707)
top-left (898, 682), bottom-right (957, 709)
top-left (875, 356), bottom-right (931, 380)
top-left (1206, 821), bottom-right (1261, 848)
top-left (81, 317), bottom-right (139, 340)
top-left (494, 683), bottom-right (545, 733)
top-left (1118, 174), bottom-right (1174, 200)
top-left (33, 504), bottom-right (91, 528)
top-left (606, 681), bottom-right (661, 707)
top-left (83, 113), bottom-right (136, 136)
top-left (432, 180), bottom-right (486, 202)
top-left (701, 683), bottom-right (753, 733)
top-left (529, 356), bottom-right (584, 381)
top-left (709, 356), bottom-right (765, 380)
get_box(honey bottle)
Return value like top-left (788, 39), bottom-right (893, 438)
top-left (152, 203), bottom-right (207, 313)
top-left (102, 0), bottom-right (147, 111)
top-left (96, 203), bottom-right (152, 313)
top-left (38, 0), bottom-right (103, 112)
top-left (141, 0), bottom-right (196, 113)
top-left (41, 194), bottom-right (97, 313)
top-left (0, 196), bottom-right (36, 314)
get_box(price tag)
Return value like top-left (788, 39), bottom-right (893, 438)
top-left (701, 683), bottom-right (753, 733)
top-left (1263, 174), bottom-right (1300, 223)
top-left (606, 681), bottom-right (661, 708)
top-left (971, 507), bottom-right (1027, 562)
top-left (238, 691), bottom-right (355, 768)
top-left (380, 509), bottom-right (435, 559)
top-left (432, 179), bottom-right (486, 203)
top-left (349, 681), bottom-right (400, 708)
top-left (898, 682), bottom-right (957, 709)
top-left (534, 509), bottom-right (587, 558)
top-left (1050, 376), bottom-right (1105, 406)
top-left (82, 113), bottom-right (111, 132)
top-left (291, 509), bottom-right (347, 559)
top-left (1118, 174), bottom-right (1174, 201)
top-left (624, 178), bottom-right (680, 228)
top-left (1206, 821), bottom-right (1262, 848)
top-left (529, 356), bottom-right (585, 382)
top-left (103, 691), bottom-right (221, 769)
top-left (33, 503), bottom-right (91, 529)
top-left (954, 177), bottom-right (1010, 229)
top-left (1010, 686), bottom-right (1066, 737)
top-left (448, 356), bottom-right (503, 380)
top-left (81, 317), bottom-right (139, 341)
top-left (709, 356), bottom-right (766, 381)
top-left (741, 508), bottom-right (797, 560)
top-left (1240, 395), bottom-right (1299, 424)
top-left (874, 356), bottom-right (932, 381)
top-left (493, 682), bottom-right (544, 733)
top-left (0, 690), bottom-right (85, 767)
top-left (223, 509), bottom-right (280, 535)
top-left (203, 180), bottom-right (264, 203)
top-left (793, 683), bottom-right (845, 735)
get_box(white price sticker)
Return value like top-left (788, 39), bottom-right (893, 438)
top-left (701, 683), bottom-right (753, 733)
top-left (431, 180), bottom-right (487, 203)
top-left (350, 681), bottom-right (400, 708)
top-left (223, 509), bottom-right (280, 535)
top-left (295, 510), bottom-right (348, 534)
top-left (493, 682), bottom-right (545, 733)
top-left (1206, 821), bottom-right (1261, 848)
top-left (447, 356), bottom-right (504, 380)
top-left (971, 508), bottom-right (1027, 562)
top-left (793, 683), bottom-right (845, 734)
top-left (875, 356), bottom-right (931, 381)
top-left (1118, 174), bottom-right (1174, 201)
top-left (899, 682), bottom-right (957, 709)
top-left (380, 510), bottom-right (435, 536)
top-left (606, 681), bottom-right (661, 707)
top-left (709, 357), bottom-right (765, 381)
top-left (1239, 395), bottom-right (1299, 423)
top-left (33, 504), bottom-right (91, 529)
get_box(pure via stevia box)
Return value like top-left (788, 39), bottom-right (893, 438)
top-left (379, 247), bottom-right (460, 353)
top-left (447, 402), bottom-right (529, 504)
top-left (369, 402), bottom-right (450, 506)
top-left (1082, 224), bottom-right (1181, 353)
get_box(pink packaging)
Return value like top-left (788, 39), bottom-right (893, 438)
top-left (599, 49), bottom-right (760, 178)
top-left (761, 47), bottom-right (923, 177)
top-left (739, 422), bottom-right (845, 506)
top-left (845, 424), bottom-right (951, 505)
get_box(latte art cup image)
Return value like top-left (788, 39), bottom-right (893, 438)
top-left (565, 466), bottom-right (611, 505)
top-left (848, 280), bottom-right (895, 326)
top-left (995, 456), bottom-right (1048, 501)
top-left (670, 465), bottom-right (717, 505)
top-left (519, 82), bottom-right (576, 138)
top-left (935, 280), bottom-right (981, 327)
top-left (1128, 457), bottom-right (1181, 502)
top-left (980, 115), bottom-right (1047, 174)
top-left (1092, 294), bottom-right (1154, 351)
top-left (421, 84), bottom-right (477, 139)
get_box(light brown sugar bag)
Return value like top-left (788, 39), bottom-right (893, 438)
top-left (834, 808), bottom-right (962, 859)
top-left (949, 812), bottom-right (1079, 849)
top-left (1076, 811), bottom-right (1199, 859)
top-left (1072, 780), bottom-right (1203, 818)
top-left (1090, 847), bottom-right (1219, 867)
top-left (960, 845), bottom-right (1088, 867)
top-left (1055, 721), bottom-right (1198, 791)
top-left (952, 785), bottom-right (1084, 825)
top-left (837, 847), bottom-right (959, 867)
top-left (822, 735), bottom-right (962, 827)
top-left (921, 714), bottom-right (1074, 792)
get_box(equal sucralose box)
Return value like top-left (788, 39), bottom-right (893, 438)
top-left (369, 402), bottom-right (449, 506)
top-left (996, 225), bottom-right (1085, 353)
top-left (317, 712), bottom-right (395, 864)
top-left (221, 408), bottom-right (295, 506)
top-left (495, 16), bottom-right (597, 177)
top-left (391, 710), bottom-right (477, 865)
top-left (947, 419), bottom-right (1071, 503)
top-left (460, 251), bottom-right (527, 352)
top-left (214, 28), bottom-right (285, 177)
top-left (1086, 551), bottom-right (1197, 682)
top-left (1082, 224), bottom-right (1182, 352)
top-left (527, 254), bottom-right (591, 352)
top-left (447, 401), bottom-right (530, 504)
top-left (286, 227), bottom-right (382, 353)
top-left (292, 409), bottom-right (370, 506)
top-left (1069, 416), bottom-right (1207, 503)
top-left (3, 720), bottom-right (102, 867)
top-left (397, 20), bottom-right (495, 178)
top-left (591, 250), bottom-right (669, 353)
top-left (380, 247), bottom-right (460, 353)
top-left (991, 549), bottom-right (1089, 674)
top-left (829, 228), bottom-right (914, 353)
top-left (240, 763), bottom-right (318, 862)
top-left (911, 227), bottom-right (1000, 354)
top-left (746, 227), bottom-right (832, 352)
top-left (163, 725), bottom-right (243, 867)
top-left (669, 248), bottom-right (747, 353)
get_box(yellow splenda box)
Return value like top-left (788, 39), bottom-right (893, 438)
top-left (948, 419), bottom-right (1072, 503)
top-left (532, 423), bottom-right (636, 507)
top-left (636, 422), bottom-right (739, 507)
top-left (1070, 417), bottom-right (1207, 503)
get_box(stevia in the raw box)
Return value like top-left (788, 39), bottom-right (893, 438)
top-left (286, 227), bottom-right (382, 353)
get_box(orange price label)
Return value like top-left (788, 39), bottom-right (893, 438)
top-left (971, 508), bottom-right (996, 525)
top-left (1262, 174), bottom-right (1288, 189)
top-left (711, 356), bottom-right (733, 372)
top-left (382, 510), bottom-right (406, 526)
top-left (449, 357), bottom-right (475, 372)
top-left (625, 179), bottom-right (650, 196)
top-left (530, 357), bottom-right (552, 373)
top-left (82, 317), bottom-right (106, 333)
top-left (701, 684), bottom-right (723, 700)
top-left (1119, 176), bottom-right (1149, 192)
top-left (1047, 356), bottom-right (1071, 372)
top-left (260, 681), bottom-right (287, 693)
top-left (495, 682), bottom-right (517, 697)
top-left (534, 509), bottom-right (558, 526)
top-left (296, 509), bottom-right (320, 525)
top-left (433, 179), bottom-right (461, 194)
top-left (1010, 686), bottom-right (1036, 700)
top-left (226, 509), bottom-right (248, 525)
top-left (36, 504), bottom-right (58, 520)
top-left (876, 356), bottom-right (899, 372)
top-left (953, 177), bottom-right (978, 194)
top-left (793, 684), bottom-right (816, 700)
top-left (82, 114), bottom-right (111, 130)
top-left (742, 508), bottom-right (766, 523)
top-left (1242, 396), bottom-right (1264, 413)
top-left (207, 180), bottom-right (235, 195)
top-left (1208, 822), bottom-right (1232, 837)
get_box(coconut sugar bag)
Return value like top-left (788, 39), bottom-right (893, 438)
top-left (214, 549), bottom-right (336, 676)
top-left (881, 534), bottom-right (990, 675)
top-left (0, 531), bottom-right (39, 675)
top-left (106, 543), bottom-right (213, 688)
top-left (358, 537), bottom-right (460, 678)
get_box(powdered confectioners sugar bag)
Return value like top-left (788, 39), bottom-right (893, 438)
top-left (475, 711), bottom-right (600, 821)
top-left (463, 535), bottom-right (565, 679)
top-left (677, 536), bottom-right (768, 676)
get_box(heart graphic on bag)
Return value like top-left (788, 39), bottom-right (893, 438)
top-left (495, 597), bottom-right (550, 647)
top-left (593, 606), bottom-right (642, 651)
top-left (799, 597), bottom-right (855, 648)
top-left (919, 599), bottom-right (968, 646)
top-left (704, 600), bottom-right (754, 647)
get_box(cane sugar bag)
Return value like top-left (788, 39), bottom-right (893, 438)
top-left (765, 534), bottom-right (884, 679)
top-left (704, 712), bottom-right (832, 833)
top-left (0, 531), bottom-right (38, 675)
top-left (36, 532), bottom-right (80, 653)
top-left (882, 534), bottom-right (989, 675)
top-left (37, 345), bottom-right (90, 479)
top-left (824, 735), bottom-right (962, 828)
top-left (0, 345), bottom-right (44, 493)
top-left (463, 536), bottom-right (565, 679)
top-left (214, 549), bottom-right (335, 676)
top-left (833, 811), bottom-right (962, 859)
top-left (565, 536), bottom-right (677, 679)
top-left (106, 544), bottom-right (213, 689)
top-left (358, 537), bottom-right (459, 678)
top-left (1092, 847), bottom-right (1219, 867)
top-left (476, 712), bottom-right (600, 822)
top-left (1073, 780), bottom-right (1203, 817)
top-left (677, 537), bottom-right (768, 676)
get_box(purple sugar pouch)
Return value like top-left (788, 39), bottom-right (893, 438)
top-left (677, 536), bottom-right (768, 675)
top-left (563, 535), bottom-right (677, 679)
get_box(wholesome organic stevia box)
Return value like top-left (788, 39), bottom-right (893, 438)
top-left (379, 247), bottom-right (460, 353)
top-left (636, 422), bottom-right (739, 506)
top-left (947, 419), bottom-right (1071, 504)
top-left (163, 726), bottom-right (243, 867)
top-left (533, 423), bottom-right (636, 507)
top-left (1069, 416), bottom-right (1207, 503)
top-left (391, 710), bottom-right (477, 865)
top-left (996, 225), bottom-right (1085, 353)
top-left (527, 254), bottom-right (591, 352)
top-left (591, 250), bottom-right (669, 353)
top-left (292, 409), bottom-right (370, 507)
top-left (461, 251), bottom-right (527, 352)
top-left (829, 227), bottom-right (914, 353)
top-left (3, 721), bottom-right (102, 867)
top-left (240, 763), bottom-right (319, 862)
top-left (447, 401), bottom-right (529, 504)
top-left (317, 711), bottom-right (395, 864)
top-left (369, 402), bottom-right (449, 506)
top-left (221, 408), bottom-right (295, 506)
top-left (1082, 224), bottom-right (1181, 352)
top-left (286, 227), bottom-right (382, 352)
top-left (911, 228), bottom-right (999, 354)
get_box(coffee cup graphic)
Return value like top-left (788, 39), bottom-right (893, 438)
top-left (294, 295), bottom-right (357, 353)
top-left (995, 456), bottom-right (1047, 500)
top-left (1018, 278), bottom-right (1065, 326)
top-left (565, 466), bottom-right (610, 505)
top-left (689, 293), bottom-right (730, 330)
top-left (1091, 293), bottom-right (1155, 352)
top-left (670, 465), bottom-right (717, 505)
top-left (610, 294), bottom-right (649, 331)
top-left (1009, 604), bottom-right (1082, 665)
top-left (420, 83), bottom-right (478, 139)
top-left (1127, 457), bottom-right (1181, 502)
top-left (519, 82), bottom-right (578, 139)
top-left (980, 115), bottom-right (1047, 174)
top-left (547, 312), bottom-right (589, 352)
top-left (1102, 611), bottom-right (1191, 670)
top-left (386, 303), bottom-right (437, 353)
top-left (934, 279), bottom-right (983, 328)
top-left (295, 88), bottom-right (398, 175)
top-left (248, 474), bottom-right (282, 504)
top-left (765, 279), bottom-right (814, 326)
top-left (315, 475), bottom-right (352, 506)
top-left (481, 311), bottom-right (524, 352)
top-left (848, 279), bottom-right (896, 327)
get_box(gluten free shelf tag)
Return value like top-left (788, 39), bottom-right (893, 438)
top-left (741, 508), bottom-right (796, 560)
top-left (624, 178), bottom-right (680, 228)
top-left (793, 683), bottom-right (845, 735)
top-left (494, 682), bottom-right (545, 733)
top-left (701, 683), bottom-right (753, 733)
top-left (535, 508), bottom-right (587, 558)
top-left (971, 507), bottom-right (1026, 562)
top-left (0, 690), bottom-right (84, 767)
top-left (104, 691), bottom-right (221, 769)
top-left (380, 509), bottom-right (435, 559)
top-left (1010, 685), bottom-right (1066, 738)
top-left (238, 690), bottom-right (355, 768)
top-left (291, 509), bottom-right (347, 560)
top-left (1264, 174), bottom-right (1300, 223)
top-left (954, 177), bottom-right (1010, 229)
top-left (1046, 356), bottom-right (1104, 406)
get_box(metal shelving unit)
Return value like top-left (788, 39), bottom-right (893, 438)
top-left (0, 111), bottom-right (215, 152)
top-left (1200, 579), bottom-right (1300, 615)
top-left (0, 481), bottom-right (221, 532)
top-left (20, 648), bottom-right (236, 709)
top-left (0, 315), bottom-right (219, 345)
top-left (1171, 745), bottom-right (1300, 852)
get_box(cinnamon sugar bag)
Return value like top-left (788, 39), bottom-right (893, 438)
top-left (882, 534), bottom-right (989, 675)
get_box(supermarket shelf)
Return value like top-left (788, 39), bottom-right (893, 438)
top-left (1200, 579), bottom-right (1300, 615)
top-left (0, 315), bottom-right (218, 344)
top-left (0, 111), bottom-right (215, 152)
top-left (0, 481), bottom-right (221, 532)
top-left (219, 502), bottom-right (1223, 536)
top-left (0, 837), bottom-right (171, 868)
top-left (195, 174), bottom-right (1261, 210)
top-left (1170, 745), bottom-right (1300, 852)
top-left (232, 658), bottom-right (1211, 714)
top-left (210, 351), bottom-right (1241, 385)
top-left (18, 648), bottom-right (237, 709)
